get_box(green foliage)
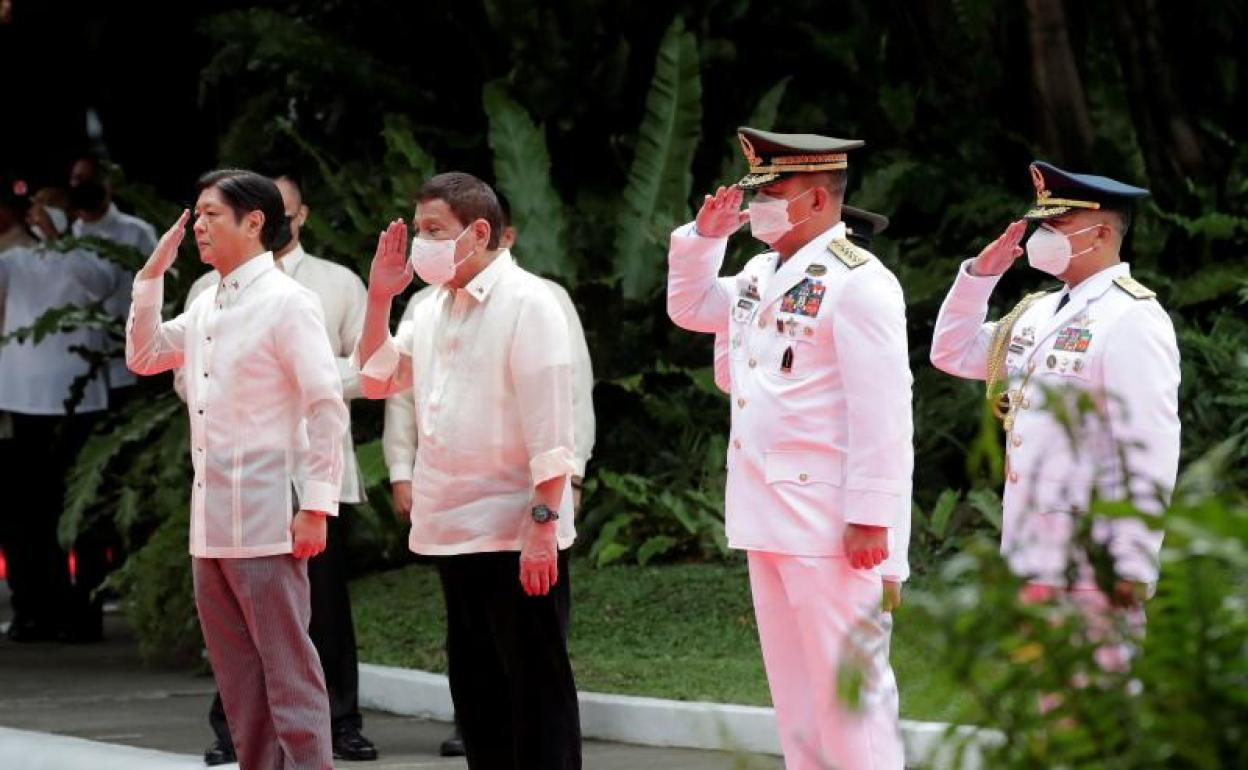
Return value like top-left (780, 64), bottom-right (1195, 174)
top-left (909, 444), bottom-right (1248, 769)
top-left (483, 81), bottom-right (574, 281)
top-left (613, 16), bottom-right (702, 299)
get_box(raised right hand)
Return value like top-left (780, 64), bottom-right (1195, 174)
top-left (970, 219), bottom-right (1028, 277)
top-left (694, 185), bottom-right (750, 239)
top-left (138, 209), bottom-right (189, 280)
top-left (368, 219), bottom-right (413, 299)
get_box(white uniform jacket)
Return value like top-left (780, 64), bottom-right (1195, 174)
top-left (930, 260), bottom-right (1180, 586)
top-left (668, 222), bottom-right (914, 558)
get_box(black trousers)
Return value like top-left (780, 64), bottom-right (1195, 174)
top-left (436, 550), bottom-right (581, 770)
top-left (209, 506), bottom-right (362, 746)
top-left (1, 412), bottom-right (106, 634)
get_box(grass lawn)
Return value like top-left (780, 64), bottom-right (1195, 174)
top-left (351, 559), bottom-right (978, 724)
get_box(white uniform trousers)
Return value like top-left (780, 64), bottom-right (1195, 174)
top-left (748, 551), bottom-right (903, 770)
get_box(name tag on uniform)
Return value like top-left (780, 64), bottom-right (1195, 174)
top-left (780, 279), bottom-right (826, 317)
top-left (734, 297), bottom-right (758, 323)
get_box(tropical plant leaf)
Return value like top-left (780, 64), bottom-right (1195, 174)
top-left (483, 81), bottom-right (573, 281)
top-left (716, 76), bottom-right (792, 185)
top-left (613, 16), bottom-right (702, 300)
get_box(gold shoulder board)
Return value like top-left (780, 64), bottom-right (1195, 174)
top-left (1113, 275), bottom-right (1156, 300)
top-left (826, 238), bottom-right (871, 269)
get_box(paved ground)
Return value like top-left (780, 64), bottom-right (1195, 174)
top-left (0, 593), bottom-right (780, 770)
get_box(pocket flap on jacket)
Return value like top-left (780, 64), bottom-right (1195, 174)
top-left (764, 450), bottom-right (843, 486)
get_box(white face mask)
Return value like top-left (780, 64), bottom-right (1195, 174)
top-left (32, 205), bottom-right (68, 242)
top-left (1025, 223), bottom-right (1101, 276)
top-left (410, 226), bottom-right (475, 285)
top-left (747, 187), bottom-right (814, 244)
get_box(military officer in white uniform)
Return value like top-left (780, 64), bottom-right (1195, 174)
top-left (929, 161), bottom-right (1180, 660)
top-left (668, 128), bottom-right (912, 770)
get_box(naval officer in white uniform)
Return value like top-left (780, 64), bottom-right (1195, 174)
top-left (930, 161), bottom-right (1180, 664)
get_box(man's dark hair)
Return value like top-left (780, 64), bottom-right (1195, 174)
top-left (417, 172), bottom-right (504, 249)
top-left (71, 154), bottom-right (105, 184)
top-left (68, 180), bottom-right (108, 215)
top-left (196, 169), bottom-right (286, 251)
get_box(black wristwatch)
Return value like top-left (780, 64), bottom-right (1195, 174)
top-left (531, 504), bottom-right (559, 524)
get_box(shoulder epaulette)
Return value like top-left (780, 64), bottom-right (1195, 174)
top-left (826, 237), bottom-right (871, 269)
top-left (1113, 275), bottom-right (1156, 300)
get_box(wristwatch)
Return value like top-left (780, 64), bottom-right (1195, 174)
top-left (531, 504), bottom-right (559, 524)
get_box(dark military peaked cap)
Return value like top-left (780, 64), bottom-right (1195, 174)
top-left (1024, 161), bottom-right (1149, 221)
top-left (736, 127), bottom-right (864, 190)
top-left (841, 205), bottom-right (889, 249)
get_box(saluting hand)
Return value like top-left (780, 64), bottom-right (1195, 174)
top-left (970, 219), bottom-right (1028, 277)
top-left (844, 523), bottom-right (889, 570)
top-left (138, 209), bottom-right (190, 280)
top-left (367, 219), bottom-right (413, 299)
top-left (694, 186), bottom-right (750, 239)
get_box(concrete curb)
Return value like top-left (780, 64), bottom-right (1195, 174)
top-left (359, 663), bottom-right (1003, 769)
top-left (0, 726), bottom-right (224, 770)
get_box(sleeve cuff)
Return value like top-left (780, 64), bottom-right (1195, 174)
top-left (947, 259), bottom-right (1004, 311)
top-left (357, 336), bottom-right (400, 381)
top-left (300, 480), bottom-right (340, 517)
top-left (132, 276), bottom-right (164, 307)
top-left (530, 446), bottom-right (578, 485)
top-left (571, 455), bottom-right (589, 479)
top-left (389, 463), bottom-right (413, 483)
top-left (843, 488), bottom-right (908, 528)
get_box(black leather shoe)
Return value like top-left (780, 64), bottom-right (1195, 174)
top-left (203, 739), bottom-right (236, 766)
top-left (439, 728), bottom-right (465, 757)
top-left (332, 726), bottom-right (378, 761)
top-left (5, 618), bottom-right (59, 643)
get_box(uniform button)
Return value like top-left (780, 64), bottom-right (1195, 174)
top-left (206, 337), bottom-right (212, 343)
top-left (1021, 398), bottom-right (1031, 409)
top-left (1008, 471), bottom-right (1019, 484)
top-left (203, 372), bottom-right (209, 378)
top-left (197, 447), bottom-right (204, 453)
top-left (197, 409), bottom-right (204, 415)
top-left (748, 359), bottom-right (757, 368)
top-left (736, 398), bottom-right (746, 408)
top-left (757, 317), bottom-right (767, 329)
top-left (733, 439), bottom-right (741, 449)
top-left (798, 473), bottom-right (809, 482)
top-left (1011, 434), bottom-right (1022, 447)
top-left (196, 481), bottom-right (203, 488)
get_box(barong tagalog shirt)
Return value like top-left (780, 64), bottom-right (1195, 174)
top-left (126, 252), bottom-right (347, 558)
top-left (357, 251), bottom-right (577, 556)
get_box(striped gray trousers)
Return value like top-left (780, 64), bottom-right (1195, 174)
top-left (193, 555), bottom-right (332, 770)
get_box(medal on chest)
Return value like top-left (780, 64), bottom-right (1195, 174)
top-left (779, 278), bottom-right (826, 317)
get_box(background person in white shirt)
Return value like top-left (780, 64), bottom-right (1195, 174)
top-left (0, 183), bottom-right (124, 643)
top-left (126, 169), bottom-right (347, 770)
top-left (357, 172), bottom-right (581, 770)
top-left (67, 157), bottom-right (156, 397)
top-left (179, 173), bottom-right (377, 766)
top-left (383, 201), bottom-right (596, 759)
